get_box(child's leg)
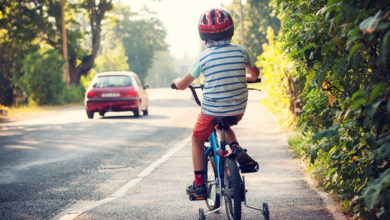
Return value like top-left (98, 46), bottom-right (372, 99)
top-left (224, 128), bottom-right (259, 173)
top-left (187, 113), bottom-right (212, 199)
top-left (223, 114), bottom-right (244, 147)
top-left (191, 135), bottom-right (205, 172)
top-left (187, 135), bottom-right (207, 199)
top-left (225, 128), bottom-right (238, 145)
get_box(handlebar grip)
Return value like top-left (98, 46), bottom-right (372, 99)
top-left (247, 78), bottom-right (261, 83)
top-left (171, 83), bottom-right (177, 89)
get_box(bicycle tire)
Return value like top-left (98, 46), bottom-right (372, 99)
top-left (224, 157), bottom-right (242, 220)
top-left (206, 152), bottom-right (220, 210)
top-left (199, 208), bottom-right (205, 220)
top-left (263, 202), bottom-right (270, 220)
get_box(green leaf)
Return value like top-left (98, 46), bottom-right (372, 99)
top-left (316, 2), bottom-right (342, 17)
top-left (348, 26), bottom-right (361, 44)
top-left (359, 10), bottom-right (382, 33)
top-left (362, 184), bottom-right (381, 210)
top-left (313, 128), bottom-right (338, 142)
top-left (387, 95), bottom-right (390, 113)
top-left (375, 143), bottom-right (390, 161)
top-left (376, 22), bottom-right (390, 32)
top-left (349, 43), bottom-right (363, 57)
top-left (380, 30), bottom-right (390, 64)
top-left (362, 169), bottom-right (390, 210)
top-left (343, 121), bottom-right (356, 128)
top-left (351, 90), bottom-right (367, 108)
top-left (365, 101), bottom-right (381, 118)
top-left (369, 83), bottom-right (386, 103)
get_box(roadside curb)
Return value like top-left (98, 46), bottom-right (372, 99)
top-left (282, 134), bottom-right (348, 220)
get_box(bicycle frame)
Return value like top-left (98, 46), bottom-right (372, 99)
top-left (175, 83), bottom-right (268, 219)
top-left (204, 128), bottom-right (227, 183)
top-left (204, 124), bottom-right (227, 215)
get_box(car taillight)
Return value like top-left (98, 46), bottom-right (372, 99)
top-left (128, 90), bottom-right (137, 97)
top-left (87, 91), bottom-right (94, 98)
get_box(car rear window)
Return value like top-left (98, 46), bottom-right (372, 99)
top-left (93, 75), bottom-right (132, 88)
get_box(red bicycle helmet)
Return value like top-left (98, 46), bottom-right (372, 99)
top-left (198, 8), bottom-right (234, 41)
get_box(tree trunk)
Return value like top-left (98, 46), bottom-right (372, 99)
top-left (68, 0), bottom-right (111, 85)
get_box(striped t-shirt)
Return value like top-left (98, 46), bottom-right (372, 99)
top-left (190, 42), bottom-right (256, 117)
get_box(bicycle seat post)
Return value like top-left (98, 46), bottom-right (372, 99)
top-left (219, 123), bottom-right (225, 150)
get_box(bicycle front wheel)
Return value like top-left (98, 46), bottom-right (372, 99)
top-left (224, 157), bottom-right (243, 220)
top-left (206, 152), bottom-right (220, 210)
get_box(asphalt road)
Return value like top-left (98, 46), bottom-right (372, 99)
top-left (0, 88), bottom-right (343, 220)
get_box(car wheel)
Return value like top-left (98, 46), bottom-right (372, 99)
top-left (99, 111), bottom-right (105, 118)
top-left (133, 108), bottom-right (140, 117)
top-left (143, 108), bottom-right (148, 116)
top-left (87, 111), bottom-right (94, 119)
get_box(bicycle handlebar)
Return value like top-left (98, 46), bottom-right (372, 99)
top-left (189, 85), bottom-right (202, 106)
top-left (171, 78), bottom-right (261, 107)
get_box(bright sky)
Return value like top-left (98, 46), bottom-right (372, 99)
top-left (119, 0), bottom-right (233, 59)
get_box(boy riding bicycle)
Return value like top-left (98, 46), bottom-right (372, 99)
top-left (172, 7), bottom-right (260, 200)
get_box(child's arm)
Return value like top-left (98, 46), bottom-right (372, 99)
top-left (172, 73), bottom-right (195, 90)
top-left (246, 65), bottom-right (260, 82)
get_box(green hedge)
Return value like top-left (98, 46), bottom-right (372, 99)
top-left (60, 85), bottom-right (85, 104)
top-left (275, 0), bottom-right (390, 218)
top-left (16, 47), bottom-right (85, 106)
top-left (18, 47), bottom-right (65, 105)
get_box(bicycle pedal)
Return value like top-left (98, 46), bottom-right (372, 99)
top-left (189, 195), bottom-right (206, 201)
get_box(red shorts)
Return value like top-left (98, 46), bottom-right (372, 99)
top-left (193, 112), bottom-right (243, 141)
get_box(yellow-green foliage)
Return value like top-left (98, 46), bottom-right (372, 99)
top-left (257, 27), bottom-right (297, 130)
top-left (80, 70), bottom-right (95, 91)
top-left (80, 44), bottom-right (129, 91)
top-left (95, 44), bottom-right (129, 73)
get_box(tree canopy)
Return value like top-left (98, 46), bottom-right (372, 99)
top-left (227, 0), bottom-right (280, 59)
top-left (0, 0), bottom-right (167, 105)
top-left (104, 5), bottom-right (167, 82)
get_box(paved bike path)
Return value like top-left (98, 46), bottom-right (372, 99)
top-left (70, 92), bottom-right (342, 220)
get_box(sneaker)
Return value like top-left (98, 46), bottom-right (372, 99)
top-left (232, 146), bottom-right (259, 173)
top-left (186, 181), bottom-right (207, 200)
top-left (231, 146), bottom-right (247, 159)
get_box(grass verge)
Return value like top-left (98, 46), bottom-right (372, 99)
top-left (0, 103), bottom-right (82, 122)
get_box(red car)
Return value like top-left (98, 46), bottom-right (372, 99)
top-left (84, 71), bottom-right (149, 119)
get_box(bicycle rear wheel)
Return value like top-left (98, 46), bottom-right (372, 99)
top-left (224, 157), bottom-right (243, 220)
top-left (206, 152), bottom-right (220, 210)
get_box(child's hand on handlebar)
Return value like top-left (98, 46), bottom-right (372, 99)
top-left (171, 74), bottom-right (195, 90)
top-left (171, 78), bottom-right (180, 90)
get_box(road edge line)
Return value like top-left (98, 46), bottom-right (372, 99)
top-left (52, 137), bottom-right (190, 220)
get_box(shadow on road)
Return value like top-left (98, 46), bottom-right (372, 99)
top-left (100, 114), bottom-right (169, 120)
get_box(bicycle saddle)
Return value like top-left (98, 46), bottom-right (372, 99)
top-left (212, 116), bottom-right (238, 130)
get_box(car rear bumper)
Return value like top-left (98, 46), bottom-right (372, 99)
top-left (85, 98), bottom-right (139, 112)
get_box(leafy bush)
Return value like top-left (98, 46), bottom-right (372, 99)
top-left (18, 47), bottom-right (65, 105)
top-left (80, 70), bottom-right (95, 91)
top-left (288, 134), bottom-right (312, 158)
top-left (274, 0), bottom-right (390, 218)
top-left (60, 85), bottom-right (84, 104)
top-left (256, 27), bottom-right (299, 130)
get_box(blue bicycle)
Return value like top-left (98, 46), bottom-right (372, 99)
top-left (184, 84), bottom-right (270, 220)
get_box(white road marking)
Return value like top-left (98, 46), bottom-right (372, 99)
top-left (52, 137), bottom-right (190, 220)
